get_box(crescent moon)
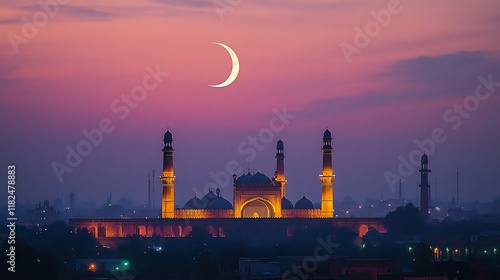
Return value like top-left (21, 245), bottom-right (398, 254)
top-left (209, 42), bottom-right (240, 88)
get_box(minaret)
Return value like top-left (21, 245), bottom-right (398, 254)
top-left (275, 139), bottom-right (287, 197)
top-left (319, 129), bottom-right (335, 218)
top-left (398, 179), bottom-right (402, 201)
top-left (161, 130), bottom-right (175, 218)
top-left (419, 153), bottom-right (431, 222)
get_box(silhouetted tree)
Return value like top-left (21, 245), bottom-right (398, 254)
top-left (414, 242), bottom-right (433, 274)
top-left (383, 203), bottom-right (423, 235)
top-left (186, 226), bottom-right (213, 249)
top-left (75, 227), bottom-right (99, 256)
top-left (118, 234), bottom-right (147, 259)
top-left (0, 238), bottom-right (63, 280)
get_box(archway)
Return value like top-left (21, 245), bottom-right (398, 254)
top-left (147, 226), bottom-right (154, 237)
top-left (162, 225), bottom-right (173, 237)
top-left (123, 225), bottom-right (135, 236)
top-left (137, 225), bottom-right (146, 236)
top-left (207, 226), bottom-right (217, 237)
top-left (88, 226), bottom-right (96, 237)
top-left (97, 226), bottom-right (106, 237)
top-left (358, 224), bottom-right (369, 237)
top-left (155, 226), bottom-right (162, 236)
top-left (241, 197), bottom-right (275, 218)
top-left (183, 225), bottom-right (192, 237)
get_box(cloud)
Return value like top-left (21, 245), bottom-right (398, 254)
top-left (0, 59), bottom-right (20, 93)
top-left (153, 0), bottom-right (213, 8)
top-left (152, 0), bottom-right (357, 12)
top-left (384, 51), bottom-right (500, 98)
top-left (0, 3), bottom-right (115, 25)
top-left (306, 51), bottom-right (500, 116)
top-left (58, 5), bottom-right (115, 21)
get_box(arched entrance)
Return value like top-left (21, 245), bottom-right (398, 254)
top-left (241, 198), bottom-right (275, 218)
top-left (358, 224), bottom-right (369, 237)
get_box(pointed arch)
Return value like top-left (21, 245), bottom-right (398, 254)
top-left (240, 197), bottom-right (276, 218)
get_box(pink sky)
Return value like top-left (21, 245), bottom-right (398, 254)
top-left (1, 0), bottom-right (500, 207)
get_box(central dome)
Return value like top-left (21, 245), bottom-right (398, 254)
top-left (235, 172), bottom-right (272, 186)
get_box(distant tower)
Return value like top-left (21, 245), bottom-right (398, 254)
top-left (107, 192), bottom-right (112, 205)
top-left (161, 130), bottom-right (176, 218)
top-left (152, 169), bottom-right (155, 209)
top-left (319, 129), bottom-right (335, 218)
top-left (148, 174), bottom-right (151, 209)
top-left (69, 192), bottom-right (75, 210)
top-left (398, 179), bottom-right (402, 200)
top-left (419, 154), bottom-right (431, 222)
top-left (456, 168), bottom-right (459, 207)
top-left (275, 139), bottom-right (287, 197)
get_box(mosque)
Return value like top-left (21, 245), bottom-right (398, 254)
top-left (161, 129), bottom-right (334, 219)
top-left (70, 129), bottom-right (385, 243)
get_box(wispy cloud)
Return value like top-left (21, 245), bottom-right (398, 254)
top-left (0, 4), bottom-right (115, 26)
top-left (307, 51), bottom-right (500, 116)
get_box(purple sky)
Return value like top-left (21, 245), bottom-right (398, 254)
top-left (1, 0), bottom-right (500, 207)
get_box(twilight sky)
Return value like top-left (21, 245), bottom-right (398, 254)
top-left (1, 0), bottom-right (500, 208)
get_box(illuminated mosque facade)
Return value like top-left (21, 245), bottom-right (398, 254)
top-left (161, 129), bottom-right (334, 219)
top-left (70, 129), bottom-right (385, 243)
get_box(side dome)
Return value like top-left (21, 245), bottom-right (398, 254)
top-left (207, 197), bottom-right (233, 209)
top-left (295, 196), bottom-right (314, 209)
top-left (281, 197), bottom-right (294, 209)
top-left (184, 196), bottom-right (202, 209)
top-left (198, 190), bottom-right (217, 208)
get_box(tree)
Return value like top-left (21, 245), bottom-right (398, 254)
top-left (414, 242), bottom-right (433, 274)
top-left (383, 203), bottom-right (423, 235)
